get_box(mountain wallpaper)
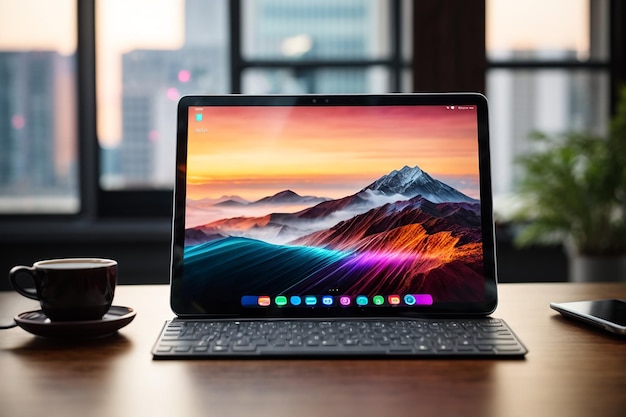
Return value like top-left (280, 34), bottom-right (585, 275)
top-left (182, 105), bottom-right (484, 308)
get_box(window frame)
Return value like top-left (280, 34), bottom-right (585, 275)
top-left (483, 0), bottom-right (619, 198)
top-left (98, 0), bottom-right (412, 218)
top-left (228, 0), bottom-right (407, 94)
top-left (1, 0), bottom-right (623, 222)
top-left (485, 0), bottom-right (622, 113)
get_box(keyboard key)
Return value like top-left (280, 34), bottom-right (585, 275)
top-left (212, 345), bottom-right (229, 353)
top-left (156, 346), bottom-right (172, 353)
top-left (174, 345), bottom-right (191, 353)
top-left (232, 344), bottom-right (257, 352)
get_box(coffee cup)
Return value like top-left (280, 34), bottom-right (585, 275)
top-left (8, 258), bottom-right (117, 322)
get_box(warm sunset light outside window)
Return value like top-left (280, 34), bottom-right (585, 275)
top-left (0, 0), bottom-right (609, 214)
top-left (0, 0), bottom-right (78, 213)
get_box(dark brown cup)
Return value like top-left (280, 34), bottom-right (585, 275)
top-left (8, 258), bottom-right (117, 322)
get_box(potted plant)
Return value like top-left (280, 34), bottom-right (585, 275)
top-left (512, 87), bottom-right (626, 281)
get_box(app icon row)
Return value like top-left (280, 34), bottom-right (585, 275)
top-left (241, 294), bottom-right (433, 308)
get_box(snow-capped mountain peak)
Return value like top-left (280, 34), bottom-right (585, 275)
top-left (362, 165), bottom-right (476, 203)
top-left (364, 165), bottom-right (430, 195)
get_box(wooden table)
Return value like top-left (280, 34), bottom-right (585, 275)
top-left (1, 283), bottom-right (624, 417)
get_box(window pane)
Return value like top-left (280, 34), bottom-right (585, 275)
top-left (401, 69), bottom-right (413, 93)
top-left (242, 0), bottom-right (391, 60)
top-left (242, 67), bottom-right (390, 94)
top-left (401, 0), bottom-right (413, 63)
top-left (97, 0), bottom-right (229, 190)
top-left (0, 0), bottom-right (78, 213)
top-left (486, 0), bottom-right (608, 61)
top-left (487, 69), bottom-right (610, 197)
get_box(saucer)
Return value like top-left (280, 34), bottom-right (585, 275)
top-left (14, 306), bottom-right (136, 339)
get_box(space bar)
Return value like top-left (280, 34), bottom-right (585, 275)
top-left (255, 344), bottom-right (392, 355)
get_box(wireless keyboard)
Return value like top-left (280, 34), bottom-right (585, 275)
top-left (152, 318), bottom-right (527, 358)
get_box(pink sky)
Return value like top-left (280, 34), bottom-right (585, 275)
top-left (186, 105), bottom-right (479, 201)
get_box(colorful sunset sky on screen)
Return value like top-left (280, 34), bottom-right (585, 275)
top-left (186, 105), bottom-right (479, 201)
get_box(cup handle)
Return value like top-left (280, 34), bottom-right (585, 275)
top-left (8, 266), bottom-right (39, 300)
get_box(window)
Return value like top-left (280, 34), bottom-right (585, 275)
top-left (0, 0), bottom-right (621, 218)
top-left (95, 0), bottom-right (409, 206)
top-left (237, 0), bottom-right (406, 94)
top-left (0, 0), bottom-right (78, 214)
top-left (486, 0), bottom-right (611, 197)
top-left (96, 0), bottom-right (229, 192)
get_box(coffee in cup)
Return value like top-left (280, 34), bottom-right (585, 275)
top-left (8, 258), bottom-right (117, 321)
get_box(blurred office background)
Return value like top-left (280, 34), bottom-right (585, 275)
top-left (0, 0), bottom-right (624, 288)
